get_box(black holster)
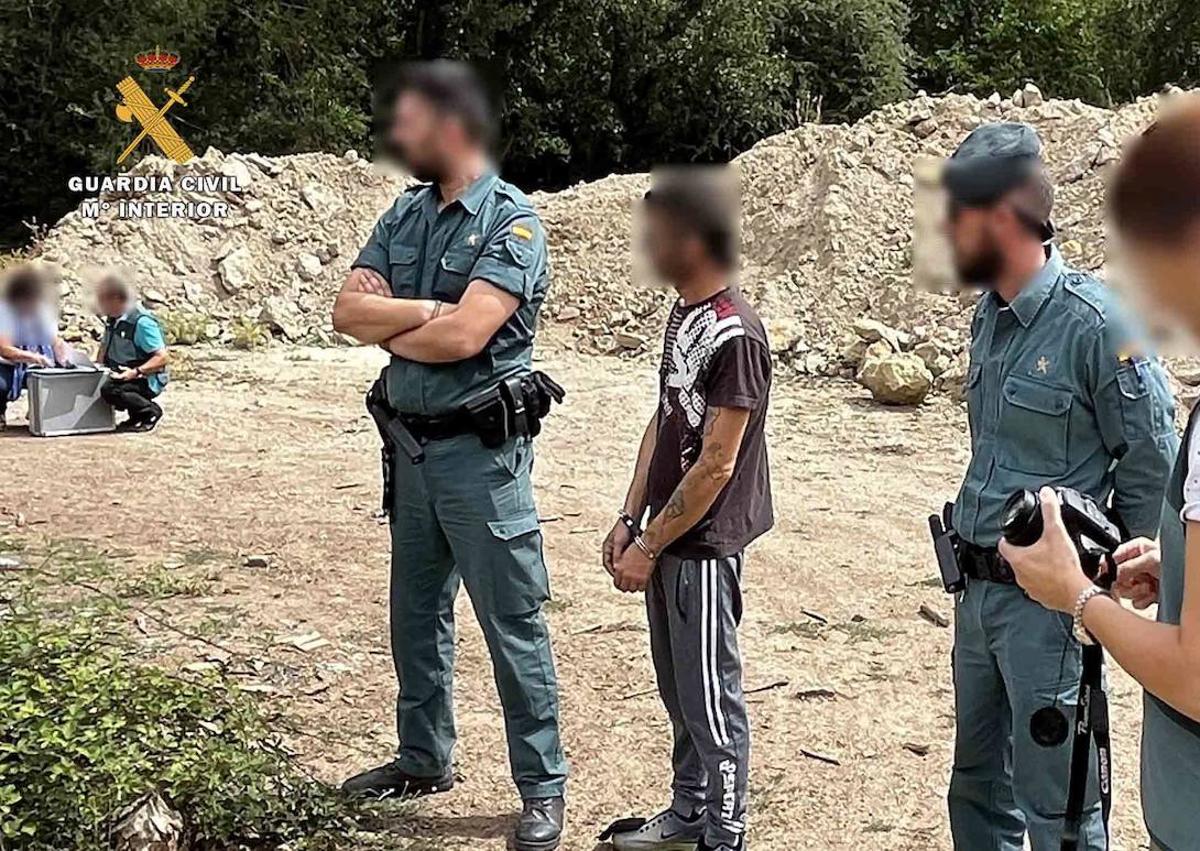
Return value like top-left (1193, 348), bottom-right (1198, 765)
top-left (365, 372), bottom-right (425, 517)
top-left (929, 502), bottom-right (966, 593)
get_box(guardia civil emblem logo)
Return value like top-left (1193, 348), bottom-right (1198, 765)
top-left (114, 48), bottom-right (197, 165)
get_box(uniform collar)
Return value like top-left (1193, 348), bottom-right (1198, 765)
top-left (999, 245), bottom-right (1062, 327)
top-left (106, 303), bottom-right (139, 325)
top-left (431, 171), bottom-right (498, 216)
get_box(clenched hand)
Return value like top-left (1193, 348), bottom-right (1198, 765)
top-left (347, 267), bottom-right (391, 296)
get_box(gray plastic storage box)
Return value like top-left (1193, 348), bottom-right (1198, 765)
top-left (26, 368), bottom-right (116, 437)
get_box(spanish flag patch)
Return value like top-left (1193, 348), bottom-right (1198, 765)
top-left (512, 224), bottom-right (534, 241)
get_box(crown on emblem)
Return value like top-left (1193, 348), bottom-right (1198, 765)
top-left (135, 47), bottom-right (180, 71)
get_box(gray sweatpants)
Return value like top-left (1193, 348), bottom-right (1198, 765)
top-left (647, 552), bottom-right (750, 848)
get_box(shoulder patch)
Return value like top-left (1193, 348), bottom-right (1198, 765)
top-left (511, 223), bottom-right (535, 241)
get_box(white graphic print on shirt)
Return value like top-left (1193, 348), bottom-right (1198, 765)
top-left (660, 295), bottom-right (746, 470)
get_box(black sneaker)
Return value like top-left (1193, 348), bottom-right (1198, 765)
top-left (514, 796), bottom-right (565, 851)
top-left (697, 838), bottom-right (743, 851)
top-left (340, 760), bottom-right (454, 801)
top-left (129, 410), bottom-right (162, 432)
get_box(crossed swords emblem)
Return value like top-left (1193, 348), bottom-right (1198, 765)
top-left (114, 75), bottom-right (196, 164)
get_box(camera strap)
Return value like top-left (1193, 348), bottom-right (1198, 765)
top-left (1061, 554), bottom-right (1115, 851)
top-left (1061, 643), bottom-right (1110, 850)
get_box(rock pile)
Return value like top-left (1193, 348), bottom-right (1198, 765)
top-left (34, 87), bottom-right (1189, 401)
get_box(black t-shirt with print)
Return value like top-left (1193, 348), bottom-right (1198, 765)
top-left (645, 287), bottom-right (774, 559)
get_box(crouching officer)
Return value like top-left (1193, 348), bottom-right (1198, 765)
top-left (940, 123), bottom-right (1177, 850)
top-left (95, 273), bottom-right (169, 432)
top-left (332, 61), bottom-right (568, 851)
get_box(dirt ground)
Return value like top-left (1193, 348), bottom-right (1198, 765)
top-left (1, 343), bottom-right (1153, 850)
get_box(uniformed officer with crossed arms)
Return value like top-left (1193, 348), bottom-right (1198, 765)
top-left (942, 123), bottom-right (1177, 850)
top-left (331, 61), bottom-right (567, 851)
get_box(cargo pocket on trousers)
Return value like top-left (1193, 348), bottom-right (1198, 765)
top-left (487, 510), bottom-right (551, 615)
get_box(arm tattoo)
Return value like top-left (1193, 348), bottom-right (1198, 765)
top-left (664, 488), bottom-right (686, 519)
top-left (646, 407), bottom-right (738, 544)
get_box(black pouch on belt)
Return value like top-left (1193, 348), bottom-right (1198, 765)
top-left (464, 386), bottom-right (511, 449)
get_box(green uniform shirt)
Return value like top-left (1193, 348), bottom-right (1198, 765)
top-left (953, 247), bottom-right (1177, 546)
top-left (353, 172), bottom-right (548, 415)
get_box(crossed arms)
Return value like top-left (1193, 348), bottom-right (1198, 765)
top-left (331, 267), bottom-right (518, 363)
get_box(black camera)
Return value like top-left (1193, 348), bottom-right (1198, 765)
top-left (1001, 487), bottom-right (1123, 580)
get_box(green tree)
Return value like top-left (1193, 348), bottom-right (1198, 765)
top-left (907, 0), bottom-right (1112, 102)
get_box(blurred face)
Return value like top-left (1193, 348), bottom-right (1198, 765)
top-left (389, 91), bottom-right (456, 183)
top-left (5, 276), bottom-right (45, 315)
top-left (1122, 231), bottom-right (1200, 339)
top-left (8, 293), bottom-right (39, 316)
top-left (97, 286), bottom-right (129, 318)
top-left (643, 207), bottom-right (705, 285)
top-left (945, 200), bottom-right (1006, 287)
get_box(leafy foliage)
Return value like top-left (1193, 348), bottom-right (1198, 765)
top-left (230, 317), bottom-right (271, 350)
top-left (1, 0), bottom-right (1198, 246)
top-left (0, 606), bottom-right (346, 849)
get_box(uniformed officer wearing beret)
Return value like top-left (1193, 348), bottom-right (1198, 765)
top-left (942, 123), bottom-right (1178, 850)
top-left (332, 61), bottom-right (567, 851)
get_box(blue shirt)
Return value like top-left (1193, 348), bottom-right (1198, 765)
top-left (131, 310), bottom-right (167, 395)
top-left (352, 172), bottom-right (548, 415)
top-left (954, 247), bottom-right (1177, 545)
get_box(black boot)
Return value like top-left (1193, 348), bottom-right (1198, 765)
top-left (340, 760), bottom-right (453, 801)
top-left (514, 796), bottom-right (565, 851)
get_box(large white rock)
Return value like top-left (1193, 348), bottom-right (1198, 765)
top-left (217, 246), bottom-right (252, 293)
top-left (219, 157), bottom-right (254, 191)
top-left (296, 252), bottom-right (323, 281)
top-left (259, 296), bottom-right (305, 340)
top-left (1021, 83), bottom-right (1044, 107)
top-left (857, 352), bottom-right (933, 406)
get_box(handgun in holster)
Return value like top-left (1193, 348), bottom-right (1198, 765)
top-left (929, 502), bottom-right (966, 594)
top-left (365, 373), bottom-right (425, 517)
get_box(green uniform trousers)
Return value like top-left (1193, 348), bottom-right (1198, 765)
top-left (949, 580), bottom-right (1105, 850)
top-left (388, 433), bottom-right (567, 799)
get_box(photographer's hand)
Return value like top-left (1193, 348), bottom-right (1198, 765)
top-left (999, 487), bottom-right (1094, 614)
top-left (1114, 537), bottom-right (1161, 609)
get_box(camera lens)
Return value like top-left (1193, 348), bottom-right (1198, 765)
top-left (1002, 489), bottom-right (1043, 546)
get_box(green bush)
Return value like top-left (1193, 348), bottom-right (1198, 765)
top-left (160, 310), bottom-right (212, 346)
top-left (230, 317), bottom-right (270, 350)
top-left (0, 608), bottom-right (346, 849)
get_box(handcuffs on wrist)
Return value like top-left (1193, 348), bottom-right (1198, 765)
top-left (617, 510), bottom-right (658, 561)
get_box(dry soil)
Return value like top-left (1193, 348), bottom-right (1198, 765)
top-left (1, 343), bottom-right (1152, 850)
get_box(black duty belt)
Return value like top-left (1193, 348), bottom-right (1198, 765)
top-left (398, 410), bottom-right (475, 443)
top-left (959, 544), bottom-right (1017, 585)
top-left (364, 369), bottom-right (565, 518)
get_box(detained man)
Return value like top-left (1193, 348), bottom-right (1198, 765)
top-left (600, 169), bottom-right (772, 851)
top-left (1001, 97), bottom-right (1200, 851)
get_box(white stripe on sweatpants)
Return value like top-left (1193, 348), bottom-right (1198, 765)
top-left (701, 559), bottom-right (730, 747)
